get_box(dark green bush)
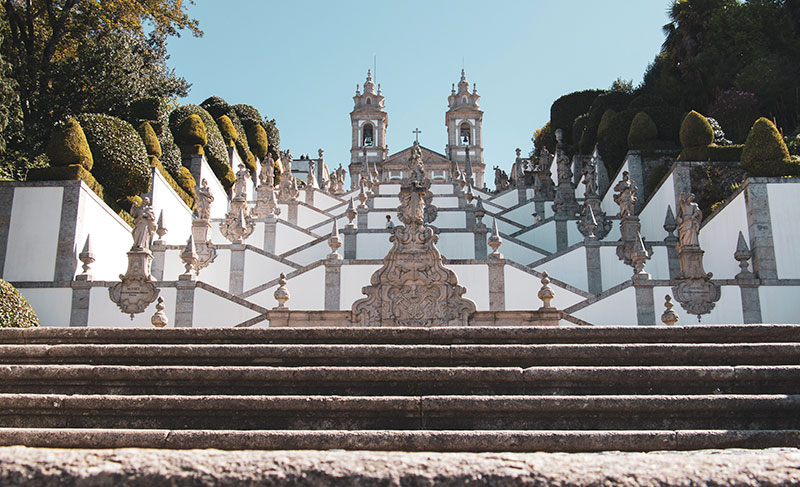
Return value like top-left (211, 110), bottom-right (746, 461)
top-left (0, 279), bottom-right (39, 328)
top-left (579, 91), bottom-right (635, 154)
top-left (597, 109), bottom-right (617, 140)
top-left (137, 121), bottom-right (162, 158)
top-left (170, 105), bottom-right (234, 191)
top-left (680, 111), bottom-right (714, 148)
top-left (264, 119), bottom-right (281, 161)
top-left (46, 117), bottom-right (94, 170)
top-left (201, 97), bottom-right (256, 173)
top-left (216, 115), bottom-right (237, 147)
top-left (645, 163), bottom-right (671, 196)
top-left (628, 112), bottom-right (658, 149)
top-left (247, 123), bottom-right (269, 161)
top-left (75, 113), bottom-right (151, 198)
top-left (550, 90), bottom-right (604, 145)
top-left (129, 97), bottom-right (163, 123)
top-left (742, 117), bottom-right (799, 176)
top-left (27, 164), bottom-right (104, 199)
top-left (129, 97), bottom-right (182, 180)
top-left (678, 144), bottom-right (743, 162)
top-left (597, 110), bottom-right (635, 176)
top-left (176, 166), bottom-right (197, 200)
top-left (177, 114), bottom-right (207, 152)
top-left (571, 114), bottom-right (589, 153)
top-left (628, 94), bottom-right (665, 110)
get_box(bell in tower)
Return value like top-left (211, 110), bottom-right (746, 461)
top-left (349, 70), bottom-right (388, 189)
top-left (445, 70), bottom-right (485, 188)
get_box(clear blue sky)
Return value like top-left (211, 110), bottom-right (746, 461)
top-left (167, 1), bottom-right (671, 185)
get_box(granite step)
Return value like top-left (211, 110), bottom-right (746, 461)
top-left (0, 427), bottom-right (798, 452)
top-left (0, 365), bottom-right (798, 396)
top-left (0, 394), bottom-right (797, 431)
top-left (0, 343), bottom-right (797, 366)
top-left (2, 325), bottom-right (799, 345)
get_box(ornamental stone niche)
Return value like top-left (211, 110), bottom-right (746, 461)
top-left (352, 141), bottom-right (476, 327)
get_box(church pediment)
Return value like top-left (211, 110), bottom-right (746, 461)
top-left (383, 145), bottom-right (450, 165)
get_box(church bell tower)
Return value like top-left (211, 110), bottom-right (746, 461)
top-left (350, 70), bottom-right (388, 185)
top-left (445, 69), bottom-right (484, 188)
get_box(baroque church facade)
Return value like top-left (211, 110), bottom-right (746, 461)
top-left (347, 70), bottom-right (486, 189)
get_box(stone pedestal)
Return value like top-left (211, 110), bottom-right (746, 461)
top-left (175, 274), bottom-right (195, 327)
top-left (357, 207), bottom-right (369, 230)
top-left (304, 187), bottom-right (315, 206)
top-left (745, 183), bottom-right (778, 279)
top-left (150, 240), bottom-right (166, 280)
top-left (474, 225), bottom-right (488, 260)
top-left (672, 246), bottom-right (721, 319)
top-left (69, 280), bottom-right (91, 327)
top-left (737, 277), bottom-right (762, 324)
top-left (665, 234), bottom-right (680, 279)
top-left (343, 226), bottom-right (357, 260)
top-left (287, 201), bottom-right (299, 225)
top-left (585, 239), bottom-right (602, 295)
top-left (487, 255), bottom-right (506, 311)
top-left (108, 249), bottom-right (160, 319)
top-left (632, 273), bottom-right (656, 326)
top-left (191, 220), bottom-right (217, 271)
top-left (324, 257), bottom-right (342, 311)
top-left (229, 243), bottom-right (246, 295)
top-left (263, 216), bottom-right (277, 254)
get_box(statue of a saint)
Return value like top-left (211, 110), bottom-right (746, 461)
top-left (677, 193), bottom-right (702, 249)
top-left (195, 179), bottom-right (214, 222)
top-left (582, 158), bottom-right (598, 197)
top-left (234, 164), bottom-right (249, 199)
top-left (260, 154), bottom-right (275, 187)
top-left (613, 171), bottom-right (637, 218)
top-left (131, 197), bottom-right (157, 251)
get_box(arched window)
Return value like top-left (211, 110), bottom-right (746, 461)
top-left (462, 96), bottom-right (467, 104)
top-left (363, 124), bottom-right (374, 147)
top-left (460, 122), bottom-right (471, 145)
top-left (366, 98), bottom-right (371, 105)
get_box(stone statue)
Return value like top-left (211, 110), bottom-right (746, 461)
top-left (613, 171), bottom-right (637, 218)
top-left (131, 197), bottom-right (156, 251)
top-left (582, 158), bottom-right (598, 197)
top-left (234, 163), bottom-right (248, 199)
top-left (308, 159), bottom-right (317, 187)
top-left (494, 166), bottom-right (509, 191)
top-left (282, 150), bottom-right (293, 175)
top-left (195, 179), bottom-right (214, 222)
top-left (677, 193), bottom-right (702, 249)
top-left (260, 154), bottom-right (275, 187)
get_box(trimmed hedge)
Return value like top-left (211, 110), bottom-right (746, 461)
top-left (202, 97), bottom-right (257, 173)
top-left (677, 144), bottom-right (744, 162)
top-left (129, 97), bottom-right (182, 180)
top-left (579, 91), bottom-right (635, 154)
top-left (0, 279), bottom-right (39, 328)
top-left (597, 109), bottom-right (617, 140)
top-left (74, 113), bottom-right (151, 198)
top-left (247, 123), bottom-right (269, 161)
top-left (264, 119), bottom-right (281, 161)
top-left (177, 114), bottom-right (207, 153)
top-left (628, 112), bottom-right (658, 149)
top-left (27, 164), bottom-right (104, 199)
top-left (680, 111), bottom-right (714, 148)
top-left (217, 115), bottom-right (237, 147)
top-left (571, 114), bottom-right (589, 154)
top-left (550, 90), bottom-right (604, 145)
top-left (138, 122), bottom-right (162, 158)
top-left (742, 117), bottom-right (799, 176)
top-left (169, 105), bottom-right (234, 191)
top-left (46, 117), bottom-right (94, 170)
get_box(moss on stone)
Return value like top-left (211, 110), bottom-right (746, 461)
top-left (45, 117), bottom-right (94, 170)
top-left (680, 110), bottom-right (714, 149)
top-left (0, 279), bottom-right (39, 328)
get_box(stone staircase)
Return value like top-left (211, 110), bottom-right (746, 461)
top-left (0, 325), bottom-right (798, 452)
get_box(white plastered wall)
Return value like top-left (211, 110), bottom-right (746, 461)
top-left (504, 265), bottom-right (584, 311)
top-left (517, 222), bottom-right (556, 253)
top-left (499, 239), bottom-right (545, 266)
top-left (356, 234), bottom-right (392, 259)
top-left (198, 156), bottom-right (229, 219)
top-left (243, 251), bottom-right (295, 291)
top-left (451, 264), bottom-right (489, 310)
top-left (437, 233), bottom-right (474, 259)
top-left (768, 183), bottom-right (800, 279)
top-left (488, 190), bottom-right (518, 208)
top-left (600, 246), bottom-right (635, 291)
top-left (433, 211), bottom-right (466, 229)
top-left (74, 185), bottom-right (131, 281)
top-left (149, 169), bottom-right (193, 245)
top-left (639, 172), bottom-right (675, 241)
top-left (4, 187), bottom-right (62, 281)
top-left (502, 201), bottom-right (536, 227)
top-left (17, 288), bottom-right (72, 327)
top-left (88, 287), bottom-right (176, 328)
top-left (286, 241), bottom-right (330, 267)
top-left (759, 286), bottom-right (800, 323)
top-left (297, 204), bottom-right (329, 228)
top-left (537, 247), bottom-right (588, 291)
top-left (572, 286), bottom-right (637, 326)
top-left (653, 285), bottom-right (743, 325)
top-left (193, 287), bottom-right (259, 327)
top-left (340, 265), bottom-right (380, 309)
top-left (275, 223), bottom-right (316, 255)
top-left (699, 191), bottom-right (749, 280)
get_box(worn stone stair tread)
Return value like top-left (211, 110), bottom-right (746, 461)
top-left (0, 365), bottom-right (797, 395)
top-left (2, 325), bottom-right (799, 345)
top-left (0, 343), bottom-right (797, 366)
top-left (0, 428), bottom-right (797, 452)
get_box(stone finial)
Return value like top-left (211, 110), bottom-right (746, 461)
top-left (345, 198), bottom-right (357, 227)
top-left (357, 180), bottom-right (369, 208)
top-left (151, 296), bottom-right (168, 328)
top-left (661, 295), bottom-right (678, 326)
top-left (664, 205), bottom-right (677, 237)
top-left (465, 183), bottom-right (475, 203)
top-left (78, 235), bottom-right (95, 277)
top-left (155, 210), bottom-right (167, 241)
top-left (328, 219), bottom-right (342, 259)
top-left (273, 273), bottom-right (290, 310)
top-left (180, 235), bottom-right (198, 278)
top-left (488, 218), bottom-right (503, 257)
top-left (265, 185), bottom-right (281, 217)
top-left (457, 169), bottom-right (467, 191)
top-left (734, 231), bottom-right (754, 279)
top-left (537, 272), bottom-right (555, 310)
top-left (474, 196), bottom-right (485, 225)
top-left (632, 233), bottom-right (649, 276)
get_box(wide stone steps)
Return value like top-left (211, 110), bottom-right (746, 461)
top-left (1, 343), bottom-right (797, 366)
top-left (0, 393), bottom-right (797, 430)
top-left (0, 325), bottom-right (797, 452)
top-left (0, 365), bottom-right (798, 396)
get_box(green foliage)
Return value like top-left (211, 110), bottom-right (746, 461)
top-left (707, 90), bottom-right (760, 144)
top-left (177, 166), bottom-right (197, 201)
top-left (741, 117), bottom-right (799, 176)
top-left (628, 112), bottom-right (659, 150)
top-left (264, 119), bottom-right (281, 161)
top-left (628, 94), bottom-right (665, 110)
top-left (532, 121), bottom-right (555, 159)
top-left (578, 91), bottom-right (635, 154)
top-left (550, 90), bottom-right (604, 145)
top-left (201, 96), bottom-right (256, 173)
top-left (677, 144), bottom-right (743, 162)
top-left (27, 164), bottom-right (104, 199)
top-left (169, 105), bottom-right (233, 191)
top-left (74, 113), bottom-right (151, 198)
top-left (129, 97), bottom-right (182, 179)
top-left (177, 114), bottom-right (207, 152)
top-left (597, 109), bottom-right (617, 140)
top-left (680, 111), bottom-right (714, 148)
top-left (216, 115), bottom-right (237, 147)
top-left (248, 123), bottom-right (269, 161)
top-left (137, 122), bottom-right (162, 158)
top-left (45, 118), bottom-right (94, 170)
top-left (645, 163), bottom-right (672, 196)
top-left (0, 279), bottom-right (39, 328)
top-left (571, 114), bottom-right (589, 154)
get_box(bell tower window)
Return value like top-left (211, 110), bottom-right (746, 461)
top-left (363, 124), bottom-right (374, 147)
top-left (366, 98), bottom-right (371, 105)
top-left (460, 123), bottom-right (471, 145)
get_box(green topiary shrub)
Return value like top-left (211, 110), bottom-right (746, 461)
top-left (0, 279), bottom-right (39, 328)
top-left (177, 114), bottom-right (207, 154)
top-left (680, 110), bottom-right (714, 148)
top-left (138, 121), bottom-right (162, 158)
top-left (74, 113), bottom-right (151, 198)
top-left (579, 91), bottom-right (635, 154)
top-left (45, 117), bottom-right (94, 170)
top-left (571, 114), bottom-right (589, 153)
top-left (628, 112), bottom-right (659, 149)
top-left (201, 96), bottom-right (256, 173)
top-left (741, 117), bottom-right (800, 176)
top-left (169, 105), bottom-right (234, 191)
top-left (216, 115), bottom-right (237, 147)
top-left (247, 123), bottom-right (269, 161)
top-left (176, 166), bottom-right (197, 200)
top-left (27, 164), bottom-right (104, 199)
top-left (129, 97), bottom-right (182, 180)
top-left (597, 109), bottom-right (617, 140)
top-left (264, 119), bottom-right (281, 161)
top-left (677, 144), bottom-right (743, 162)
top-left (550, 90), bottom-right (604, 145)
